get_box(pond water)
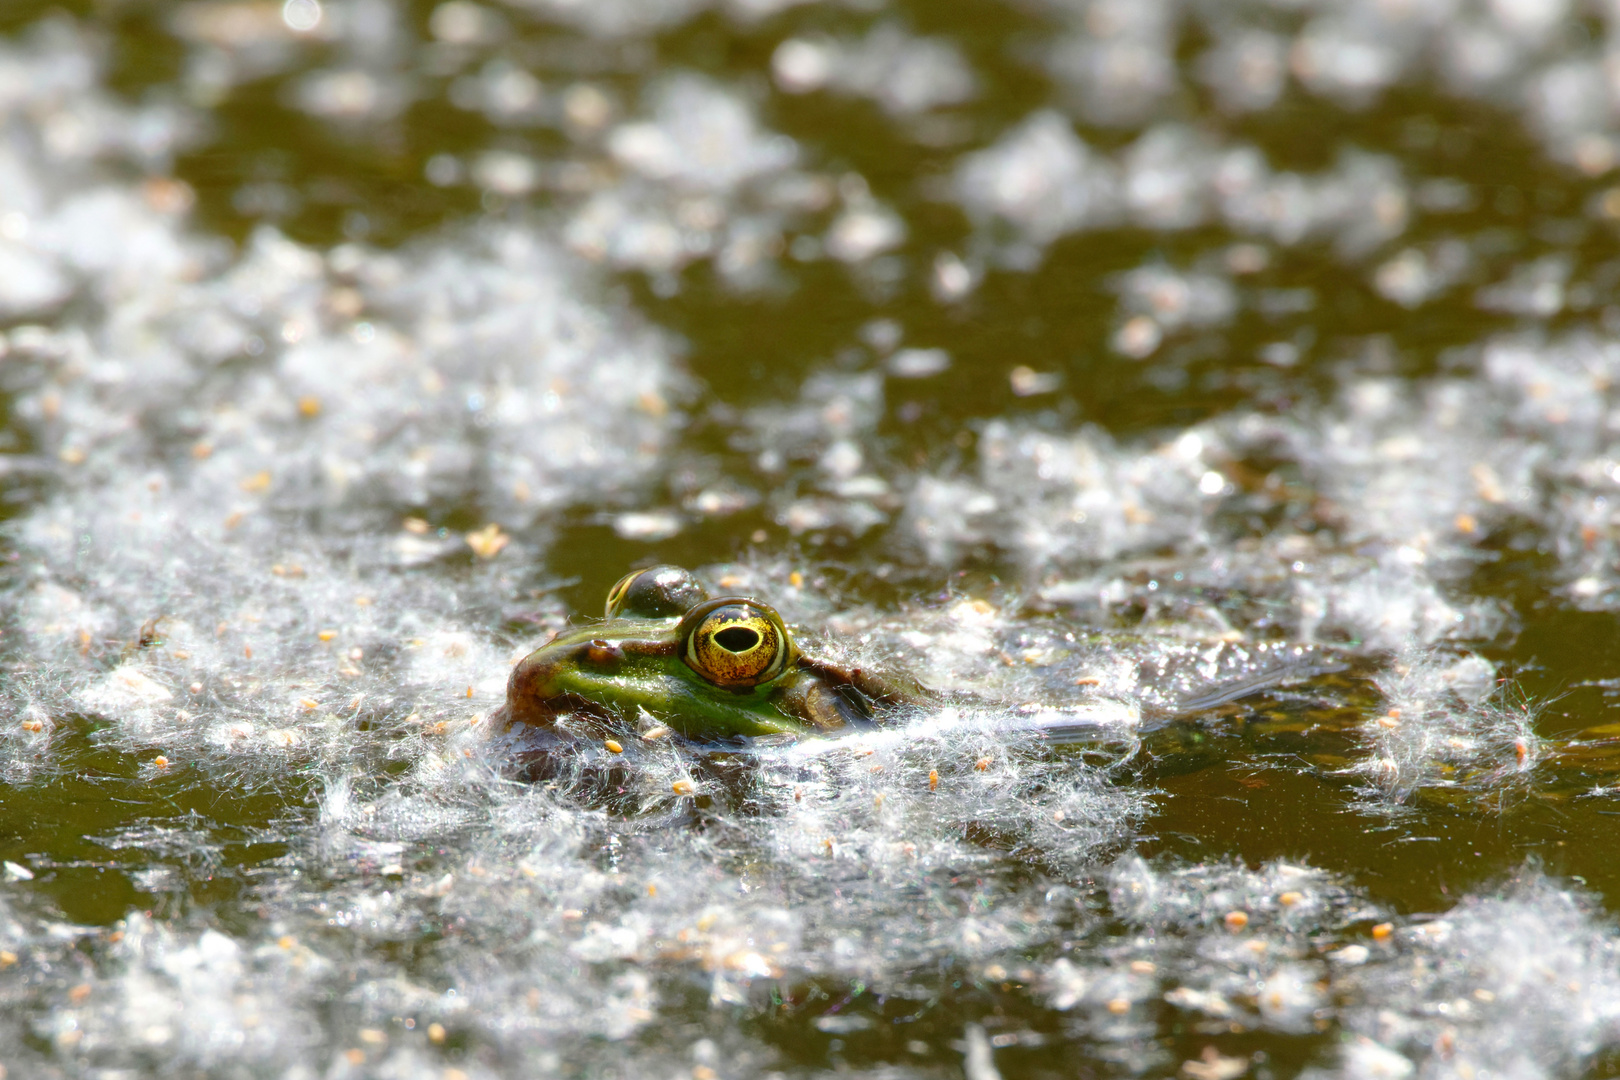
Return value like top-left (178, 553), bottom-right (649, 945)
top-left (5, 0), bottom-right (1620, 1077)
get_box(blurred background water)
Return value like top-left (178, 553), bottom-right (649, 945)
top-left (7, 0), bottom-right (1620, 1077)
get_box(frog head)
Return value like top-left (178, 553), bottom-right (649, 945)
top-left (494, 565), bottom-right (923, 739)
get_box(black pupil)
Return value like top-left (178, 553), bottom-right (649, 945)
top-left (713, 626), bottom-right (760, 653)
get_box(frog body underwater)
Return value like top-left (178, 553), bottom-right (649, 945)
top-left (492, 566), bottom-right (929, 740)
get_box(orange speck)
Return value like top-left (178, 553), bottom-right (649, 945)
top-left (1279, 891), bottom-right (1303, 907)
top-left (191, 441), bottom-right (213, 459)
top-left (240, 471), bottom-right (271, 493)
top-left (466, 686), bottom-right (473, 698)
top-left (1372, 922), bottom-right (1394, 941)
top-left (789, 570), bottom-right (804, 588)
top-left (672, 779), bottom-right (695, 796)
top-left (318, 630), bottom-right (336, 641)
top-left (243, 645), bottom-right (253, 659)
top-left (647, 883), bottom-right (657, 897)
top-left (297, 395), bottom-right (321, 418)
top-left (344, 1048), bottom-right (365, 1066)
top-left (21, 720), bottom-right (43, 733)
top-left (1224, 911), bottom-right (1249, 931)
top-left (465, 523), bottom-right (510, 559)
top-left (1074, 676), bottom-right (1101, 686)
top-left (153, 755), bottom-right (169, 769)
top-left (929, 769), bottom-right (939, 791)
top-left (402, 516), bottom-right (430, 535)
top-left (142, 176), bottom-right (194, 214)
top-left (636, 389), bottom-right (666, 417)
top-left (974, 756), bottom-right (992, 771)
top-left (1106, 998), bottom-right (1130, 1015)
top-left (69, 983), bottom-right (91, 1004)
top-left (604, 739), bottom-right (623, 754)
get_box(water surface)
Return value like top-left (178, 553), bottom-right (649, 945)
top-left (5, 1), bottom-right (1620, 1077)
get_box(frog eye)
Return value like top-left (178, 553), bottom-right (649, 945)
top-left (605, 565), bottom-right (710, 619)
top-left (678, 598), bottom-right (793, 688)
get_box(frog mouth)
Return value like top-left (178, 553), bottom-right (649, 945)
top-left (496, 691), bottom-right (621, 732)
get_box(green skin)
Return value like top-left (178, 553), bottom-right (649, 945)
top-left (492, 607), bottom-right (928, 740)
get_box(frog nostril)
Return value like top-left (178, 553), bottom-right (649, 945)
top-left (713, 626), bottom-right (760, 653)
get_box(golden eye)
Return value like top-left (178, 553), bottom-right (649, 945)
top-left (605, 565), bottom-right (709, 619)
top-left (678, 599), bottom-right (793, 688)
top-left (605, 571), bottom-right (638, 616)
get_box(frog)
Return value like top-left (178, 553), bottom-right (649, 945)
top-left (491, 566), bottom-right (931, 740)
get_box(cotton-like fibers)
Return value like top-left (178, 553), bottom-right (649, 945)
top-left (1120, 125), bottom-right (1222, 231)
top-left (1026, 0), bottom-right (1620, 173)
top-left (4, 218), bottom-right (681, 788)
top-left (15, 219), bottom-right (685, 531)
top-left (1353, 649), bottom-right (1537, 808)
top-left (1333, 874), bottom-right (1620, 1080)
top-left (565, 73), bottom-right (863, 289)
top-left (893, 340), bottom-right (1575, 642)
top-left (1085, 861), bottom-right (1620, 1077)
top-left (0, 23), bottom-right (199, 323)
top-left (951, 110), bottom-right (1122, 267)
top-left (898, 421), bottom-right (1220, 574)
top-left (501, 0), bottom-right (823, 37)
top-left (1041, 0), bottom-right (1181, 128)
top-left (0, 16), bottom-right (687, 796)
top-left (4, 703), bottom-right (1144, 1074)
top-left (771, 23), bottom-right (978, 119)
top-left (950, 117), bottom-right (1408, 269)
top-left (1373, 240), bottom-right (1474, 309)
top-left (1212, 148), bottom-right (1410, 258)
top-left (1197, 26), bottom-right (1289, 114)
